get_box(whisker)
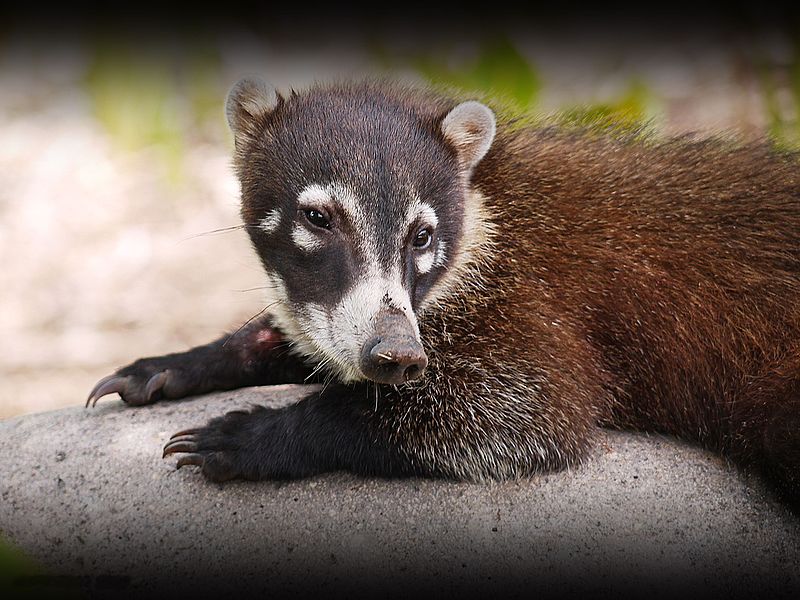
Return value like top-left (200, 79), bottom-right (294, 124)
top-left (319, 371), bottom-right (335, 396)
top-left (305, 355), bottom-right (333, 383)
top-left (180, 224), bottom-right (247, 241)
top-left (275, 346), bottom-right (296, 360)
top-left (222, 301), bottom-right (279, 348)
top-left (179, 222), bottom-right (264, 242)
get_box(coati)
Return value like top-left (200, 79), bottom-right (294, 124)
top-left (87, 78), bottom-right (800, 506)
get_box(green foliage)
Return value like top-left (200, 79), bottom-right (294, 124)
top-left (81, 29), bottom-right (797, 178)
top-left (757, 33), bottom-right (800, 150)
top-left (374, 34), bottom-right (657, 136)
top-left (410, 35), bottom-right (542, 115)
top-left (0, 537), bottom-right (46, 599)
top-left (555, 79), bottom-right (656, 138)
top-left (83, 36), bottom-right (225, 184)
top-left (0, 537), bottom-right (37, 585)
top-left (0, 537), bottom-right (87, 599)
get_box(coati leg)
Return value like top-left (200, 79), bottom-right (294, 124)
top-left (86, 316), bottom-right (313, 407)
top-left (163, 384), bottom-right (418, 481)
top-left (162, 342), bottom-right (603, 482)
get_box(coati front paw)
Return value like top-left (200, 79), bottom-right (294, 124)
top-left (86, 359), bottom-right (194, 407)
top-left (162, 410), bottom-right (264, 482)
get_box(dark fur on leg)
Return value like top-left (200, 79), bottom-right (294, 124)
top-left (163, 384), bottom-right (419, 481)
top-left (87, 316), bottom-right (313, 406)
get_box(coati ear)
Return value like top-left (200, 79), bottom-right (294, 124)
top-left (225, 78), bottom-right (279, 141)
top-left (441, 101), bottom-right (496, 172)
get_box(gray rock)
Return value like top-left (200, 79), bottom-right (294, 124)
top-left (1, 384), bottom-right (799, 599)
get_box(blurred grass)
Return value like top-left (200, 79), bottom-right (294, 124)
top-left (0, 537), bottom-right (38, 587)
top-left (79, 31), bottom-right (797, 166)
top-left (375, 33), bottom-right (657, 136)
top-left (83, 37), bottom-right (225, 184)
top-left (555, 78), bottom-right (656, 138)
top-left (410, 35), bottom-right (542, 115)
top-left (81, 30), bottom-right (661, 178)
top-left (0, 536), bottom-right (85, 599)
top-left (757, 33), bottom-right (800, 150)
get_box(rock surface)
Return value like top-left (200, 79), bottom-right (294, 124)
top-left (1, 384), bottom-right (799, 599)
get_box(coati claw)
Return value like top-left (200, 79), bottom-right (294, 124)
top-left (176, 454), bottom-right (204, 469)
top-left (162, 439), bottom-right (198, 457)
top-left (165, 434), bottom-right (196, 445)
top-left (144, 371), bottom-right (169, 403)
top-left (86, 375), bottom-right (130, 407)
top-left (163, 411), bottom-right (264, 481)
top-left (170, 428), bottom-right (203, 439)
top-left (163, 431), bottom-right (203, 464)
top-left (87, 366), bottom-right (179, 407)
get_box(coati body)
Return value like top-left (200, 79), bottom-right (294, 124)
top-left (88, 79), bottom-right (800, 506)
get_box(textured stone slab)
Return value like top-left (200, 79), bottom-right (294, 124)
top-left (1, 384), bottom-right (799, 599)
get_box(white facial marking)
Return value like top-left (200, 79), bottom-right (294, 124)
top-left (416, 252), bottom-right (435, 274)
top-left (414, 202), bottom-right (438, 230)
top-left (292, 183), bottom-right (341, 253)
top-left (297, 183), bottom-right (334, 212)
top-left (291, 222), bottom-right (323, 252)
top-left (407, 199), bottom-right (439, 275)
top-left (268, 268), bottom-right (419, 383)
top-left (258, 208), bottom-right (282, 234)
top-left (295, 182), bottom-right (368, 256)
top-left (323, 181), bottom-right (385, 276)
top-left (298, 182), bottom-right (365, 233)
top-left (262, 272), bottom-right (332, 370)
top-left (329, 183), bottom-right (365, 231)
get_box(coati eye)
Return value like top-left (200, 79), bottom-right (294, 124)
top-left (304, 208), bottom-right (331, 230)
top-left (413, 227), bottom-right (433, 250)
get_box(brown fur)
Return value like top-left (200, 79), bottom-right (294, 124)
top-left (380, 118), bottom-right (800, 496)
top-left (96, 80), bottom-right (800, 504)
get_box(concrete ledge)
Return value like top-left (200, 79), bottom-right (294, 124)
top-left (2, 384), bottom-right (799, 599)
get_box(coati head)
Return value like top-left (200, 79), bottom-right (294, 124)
top-left (226, 78), bottom-right (496, 385)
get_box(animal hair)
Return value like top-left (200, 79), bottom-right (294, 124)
top-left (95, 78), bottom-right (800, 508)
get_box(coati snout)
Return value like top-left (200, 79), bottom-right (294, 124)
top-left (359, 310), bottom-right (428, 384)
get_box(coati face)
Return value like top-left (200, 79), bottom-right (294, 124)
top-left (226, 79), bottom-right (495, 384)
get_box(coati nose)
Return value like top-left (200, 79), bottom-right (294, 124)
top-left (360, 312), bottom-right (428, 385)
top-left (365, 339), bottom-right (428, 384)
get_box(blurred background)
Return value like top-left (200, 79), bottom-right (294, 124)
top-left (1, 9), bottom-right (799, 418)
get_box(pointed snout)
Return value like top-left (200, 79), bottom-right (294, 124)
top-left (360, 311), bottom-right (428, 385)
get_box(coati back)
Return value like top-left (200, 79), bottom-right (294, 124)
top-left (88, 78), bottom-right (800, 506)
